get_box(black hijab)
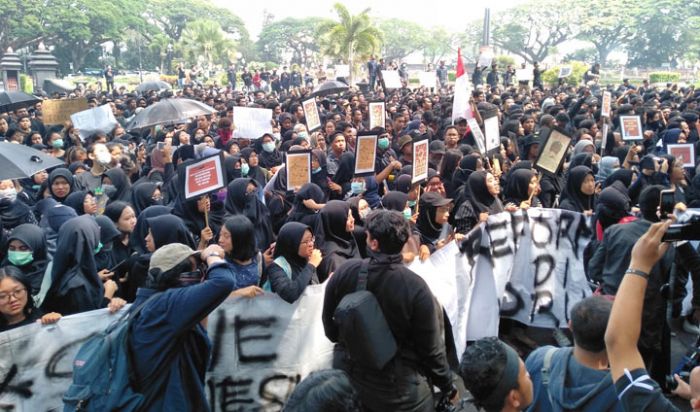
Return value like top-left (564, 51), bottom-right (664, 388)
top-left (604, 169), bottom-right (634, 189)
top-left (173, 160), bottom-right (225, 240)
top-left (274, 222), bottom-right (311, 270)
top-left (560, 166), bottom-right (594, 213)
top-left (224, 154), bottom-right (242, 182)
top-left (452, 155), bottom-right (481, 188)
top-left (381, 191), bottom-right (409, 211)
top-left (318, 200), bottom-right (356, 255)
top-left (63, 190), bottom-right (91, 215)
top-left (148, 214), bottom-right (196, 250)
top-left (131, 182), bottom-right (161, 215)
top-left (503, 169), bottom-right (535, 205)
top-left (257, 135), bottom-right (283, 169)
top-left (224, 178), bottom-right (275, 250)
top-left (416, 195), bottom-right (447, 245)
top-left (94, 215), bottom-right (121, 272)
top-left (311, 149), bottom-right (329, 200)
top-left (595, 182), bottom-right (631, 231)
top-left (240, 147), bottom-right (267, 187)
top-left (288, 183), bottom-right (325, 227)
top-left (130, 205), bottom-right (172, 254)
top-left (332, 152), bottom-right (355, 186)
top-left (3, 224), bottom-right (48, 293)
top-left (0, 196), bottom-right (33, 230)
top-left (48, 168), bottom-right (75, 202)
top-left (104, 167), bottom-right (133, 204)
top-left (468, 171), bottom-right (504, 214)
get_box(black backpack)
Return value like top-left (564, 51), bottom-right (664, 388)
top-left (334, 261), bottom-right (398, 370)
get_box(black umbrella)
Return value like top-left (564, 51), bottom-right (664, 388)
top-left (126, 98), bottom-right (216, 130)
top-left (0, 142), bottom-right (65, 180)
top-left (0, 91), bottom-right (41, 113)
top-left (310, 80), bottom-right (349, 97)
top-left (135, 80), bottom-right (172, 94)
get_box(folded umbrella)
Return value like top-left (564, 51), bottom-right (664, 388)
top-left (0, 142), bottom-right (65, 180)
top-left (309, 80), bottom-right (349, 98)
top-left (126, 98), bottom-right (216, 130)
top-left (0, 91), bottom-right (41, 113)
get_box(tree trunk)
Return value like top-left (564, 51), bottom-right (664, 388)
top-left (596, 45), bottom-right (610, 66)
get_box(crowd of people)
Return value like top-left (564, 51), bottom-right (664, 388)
top-left (2, 56), bottom-right (700, 411)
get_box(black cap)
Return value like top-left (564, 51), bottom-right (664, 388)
top-left (420, 191), bottom-right (452, 207)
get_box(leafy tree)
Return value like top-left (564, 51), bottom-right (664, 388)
top-left (573, 0), bottom-right (636, 64)
top-left (421, 27), bottom-right (458, 65)
top-left (562, 47), bottom-right (598, 64)
top-left (377, 18), bottom-right (425, 62)
top-left (256, 17), bottom-right (330, 67)
top-left (318, 3), bottom-right (383, 85)
top-left (177, 19), bottom-right (235, 69)
top-left (0, 0), bottom-right (44, 51)
top-left (491, 0), bottom-right (578, 63)
top-left (148, 33), bottom-right (172, 74)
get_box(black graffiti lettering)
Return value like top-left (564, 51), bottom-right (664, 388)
top-left (500, 283), bottom-right (525, 317)
top-left (208, 377), bottom-right (254, 412)
top-left (0, 365), bottom-right (32, 399)
top-left (234, 316), bottom-right (278, 363)
top-left (209, 312), bottom-right (228, 370)
top-left (510, 212), bottom-right (527, 251)
top-left (487, 220), bottom-right (513, 259)
top-left (459, 228), bottom-right (482, 266)
top-left (530, 291), bottom-right (555, 323)
top-left (562, 258), bottom-right (570, 324)
top-left (45, 335), bottom-right (94, 379)
top-left (533, 255), bottom-right (555, 287)
top-left (258, 374), bottom-right (301, 407)
top-left (556, 212), bottom-right (578, 255)
top-left (531, 215), bottom-right (553, 248)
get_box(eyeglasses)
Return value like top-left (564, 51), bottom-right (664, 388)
top-left (301, 236), bottom-right (315, 245)
top-left (0, 288), bottom-right (26, 303)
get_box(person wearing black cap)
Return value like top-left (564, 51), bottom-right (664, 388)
top-left (429, 140), bottom-right (446, 171)
top-left (414, 191), bottom-right (459, 261)
top-left (396, 134), bottom-right (413, 166)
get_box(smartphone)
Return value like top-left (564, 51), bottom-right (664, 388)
top-left (659, 189), bottom-right (675, 219)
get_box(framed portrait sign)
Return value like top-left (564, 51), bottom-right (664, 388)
top-left (302, 98), bottom-right (321, 132)
top-left (412, 138), bottom-right (430, 184)
top-left (601, 91), bottom-right (612, 118)
top-left (620, 115), bottom-right (643, 141)
top-left (667, 143), bottom-right (696, 168)
top-left (285, 150), bottom-right (311, 192)
top-left (354, 133), bottom-right (378, 176)
top-left (534, 127), bottom-right (572, 175)
top-left (600, 123), bottom-right (609, 153)
top-left (184, 152), bottom-right (227, 200)
top-left (467, 118), bottom-right (486, 154)
top-left (483, 115), bottom-right (500, 154)
top-left (368, 101), bottom-right (386, 130)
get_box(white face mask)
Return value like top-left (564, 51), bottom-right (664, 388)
top-left (272, 132), bottom-right (281, 141)
top-left (0, 187), bottom-right (17, 202)
top-left (96, 151), bottom-right (112, 166)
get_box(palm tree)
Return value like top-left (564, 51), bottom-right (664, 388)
top-left (178, 19), bottom-right (235, 72)
top-left (148, 33), bottom-right (171, 74)
top-left (318, 3), bottom-right (382, 86)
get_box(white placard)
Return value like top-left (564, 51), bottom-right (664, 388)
top-left (334, 65), bottom-right (349, 78)
top-left (558, 66), bottom-right (572, 78)
top-left (418, 71), bottom-right (437, 88)
top-left (484, 115), bottom-right (500, 153)
top-left (233, 107), bottom-right (273, 139)
top-left (467, 118), bottom-right (486, 153)
top-left (516, 68), bottom-right (533, 82)
top-left (601, 91), bottom-right (612, 118)
top-left (381, 70), bottom-right (402, 89)
top-left (70, 104), bottom-right (118, 142)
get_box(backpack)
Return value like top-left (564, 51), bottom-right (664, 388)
top-left (63, 292), bottom-right (175, 412)
top-left (333, 261), bottom-right (398, 370)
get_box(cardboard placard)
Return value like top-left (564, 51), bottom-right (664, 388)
top-left (233, 107), bottom-right (273, 139)
top-left (286, 150), bottom-right (311, 192)
top-left (334, 65), bottom-right (350, 78)
top-left (601, 123), bottom-right (609, 153)
top-left (368, 101), bottom-right (385, 130)
top-left (477, 54), bottom-right (493, 69)
top-left (418, 71), bottom-right (437, 88)
top-left (620, 115), bottom-right (643, 141)
top-left (534, 127), bottom-right (571, 175)
top-left (516, 68), bottom-right (532, 81)
top-left (354, 133), bottom-right (377, 176)
top-left (184, 152), bottom-right (226, 199)
top-left (381, 70), bottom-right (402, 89)
top-left (483, 115), bottom-right (500, 154)
top-left (302, 98), bottom-right (321, 132)
top-left (601, 91), bottom-right (612, 118)
top-left (70, 104), bottom-right (118, 142)
top-left (412, 138), bottom-right (429, 184)
top-left (558, 66), bottom-right (572, 78)
top-left (667, 143), bottom-right (696, 167)
top-left (41, 98), bottom-right (88, 125)
top-left (467, 118), bottom-right (486, 154)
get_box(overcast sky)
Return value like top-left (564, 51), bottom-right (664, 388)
top-left (214, 0), bottom-right (527, 39)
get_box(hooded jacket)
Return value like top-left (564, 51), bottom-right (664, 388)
top-left (525, 346), bottom-right (621, 412)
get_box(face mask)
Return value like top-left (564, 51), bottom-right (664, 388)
top-left (8, 250), bottom-right (33, 266)
top-left (350, 181), bottom-right (365, 195)
top-left (262, 142), bottom-right (275, 153)
top-left (52, 139), bottom-right (64, 149)
top-left (408, 200), bottom-right (416, 208)
top-left (298, 132), bottom-right (309, 141)
top-left (96, 151), bottom-right (112, 166)
top-left (94, 242), bottom-right (103, 255)
top-left (378, 137), bottom-right (390, 150)
top-left (359, 209), bottom-right (370, 220)
top-left (241, 163), bottom-right (250, 176)
top-left (272, 132), bottom-right (281, 141)
top-left (312, 167), bottom-right (322, 174)
top-left (0, 187), bottom-right (17, 202)
top-left (403, 208), bottom-right (412, 220)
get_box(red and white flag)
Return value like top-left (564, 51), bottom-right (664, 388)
top-left (451, 48), bottom-right (473, 122)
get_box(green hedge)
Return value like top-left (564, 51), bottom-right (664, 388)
top-left (541, 61), bottom-right (588, 87)
top-left (649, 72), bottom-right (680, 84)
top-left (20, 74), bottom-right (33, 93)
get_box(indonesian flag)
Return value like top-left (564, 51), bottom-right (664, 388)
top-left (451, 48), bottom-right (473, 122)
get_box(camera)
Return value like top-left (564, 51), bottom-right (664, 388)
top-left (666, 335), bottom-right (700, 391)
top-left (661, 215), bottom-right (700, 242)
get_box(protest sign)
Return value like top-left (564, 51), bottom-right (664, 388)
top-left (601, 123), bottom-right (609, 153)
top-left (368, 101), bottom-right (385, 130)
top-left (418, 71), bottom-right (437, 88)
top-left (477, 53), bottom-right (493, 69)
top-left (70, 104), bottom-right (118, 142)
top-left (601, 91), bottom-right (612, 118)
top-left (354, 133), bottom-right (377, 176)
top-left (381, 70), bottom-right (402, 89)
top-left (233, 107), bottom-right (273, 139)
top-left (558, 66), bottom-right (572, 78)
top-left (302, 98), bottom-right (321, 132)
top-left (184, 152), bottom-right (226, 200)
top-left (41, 98), bottom-right (88, 125)
top-left (467, 118), bottom-right (486, 153)
top-left (412, 138), bottom-right (429, 184)
top-left (0, 286), bottom-right (334, 412)
top-left (516, 68), bottom-right (532, 82)
top-left (334, 64), bottom-right (349, 78)
top-left (534, 128), bottom-right (571, 175)
top-left (620, 115), bottom-right (643, 141)
top-left (667, 143), bottom-right (695, 167)
top-left (286, 150), bottom-right (311, 191)
top-left (483, 115), bottom-right (500, 154)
